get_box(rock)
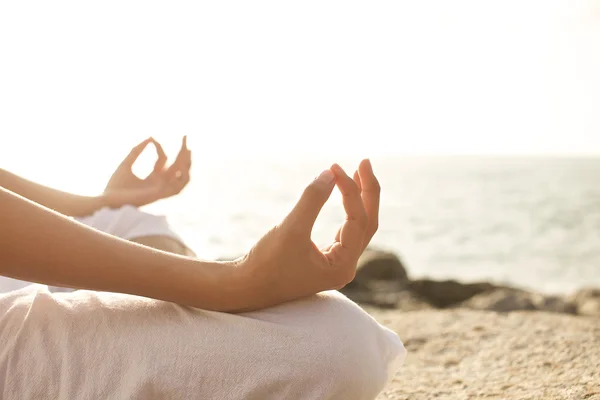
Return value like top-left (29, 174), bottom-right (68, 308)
top-left (459, 289), bottom-right (536, 312)
top-left (342, 289), bottom-right (432, 310)
top-left (531, 294), bottom-right (577, 314)
top-left (570, 288), bottom-right (600, 317)
top-left (341, 249), bottom-right (410, 308)
top-left (395, 291), bottom-right (434, 312)
top-left (571, 287), bottom-right (600, 302)
top-left (408, 279), bottom-right (497, 308)
top-left (346, 249), bottom-right (409, 291)
top-left (457, 289), bottom-right (577, 314)
top-left (342, 287), bottom-right (399, 309)
top-left (578, 299), bottom-right (600, 317)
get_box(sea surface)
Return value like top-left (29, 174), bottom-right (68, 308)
top-left (145, 156), bottom-right (600, 295)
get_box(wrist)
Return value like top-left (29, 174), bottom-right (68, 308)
top-left (214, 257), bottom-right (256, 312)
top-left (101, 191), bottom-right (126, 209)
top-left (63, 194), bottom-right (107, 218)
top-left (96, 193), bottom-right (111, 209)
top-left (178, 258), bottom-right (253, 313)
top-left (221, 255), bottom-right (283, 313)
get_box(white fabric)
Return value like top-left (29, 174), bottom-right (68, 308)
top-left (0, 285), bottom-right (405, 399)
top-left (0, 276), bottom-right (32, 294)
top-left (74, 205), bottom-right (187, 244)
top-left (0, 205), bottom-right (406, 398)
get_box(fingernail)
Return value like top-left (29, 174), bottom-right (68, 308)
top-left (316, 169), bottom-right (335, 185)
top-left (365, 159), bottom-right (373, 173)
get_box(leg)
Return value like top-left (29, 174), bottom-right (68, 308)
top-left (0, 206), bottom-right (405, 398)
top-left (0, 286), bottom-right (405, 399)
top-left (131, 235), bottom-right (196, 257)
top-left (75, 205), bottom-right (195, 256)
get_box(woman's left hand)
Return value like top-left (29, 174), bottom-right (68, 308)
top-left (103, 136), bottom-right (192, 208)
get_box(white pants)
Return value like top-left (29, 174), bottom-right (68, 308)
top-left (0, 207), bottom-right (406, 400)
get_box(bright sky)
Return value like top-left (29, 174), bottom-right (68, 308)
top-left (1, 1), bottom-right (599, 191)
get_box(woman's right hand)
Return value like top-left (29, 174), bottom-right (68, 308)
top-left (0, 157), bottom-right (377, 313)
top-left (232, 159), bottom-right (380, 311)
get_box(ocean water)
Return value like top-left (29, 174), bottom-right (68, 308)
top-left (146, 156), bottom-right (600, 295)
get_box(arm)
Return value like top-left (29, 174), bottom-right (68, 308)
top-left (0, 187), bottom-right (242, 311)
top-left (0, 136), bottom-right (192, 218)
top-left (1, 159), bottom-right (380, 312)
top-left (0, 168), bottom-right (107, 217)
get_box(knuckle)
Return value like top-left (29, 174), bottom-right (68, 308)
top-left (357, 214), bottom-right (369, 230)
top-left (372, 178), bottom-right (381, 193)
top-left (280, 215), bottom-right (306, 238)
top-left (371, 176), bottom-right (381, 191)
top-left (345, 267), bottom-right (357, 284)
top-left (348, 182), bottom-right (361, 196)
top-left (338, 268), bottom-right (356, 288)
top-left (284, 220), bottom-right (305, 237)
top-left (369, 221), bottom-right (379, 235)
top-left (330, 265), bottom-right (357, 289)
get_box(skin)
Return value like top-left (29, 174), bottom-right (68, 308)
top-left (132, 236), bottom-right (196, 257)
top-left (0, 139), bottom-right (380, 312)
top-left (0, 137), bottom-right (192, 217)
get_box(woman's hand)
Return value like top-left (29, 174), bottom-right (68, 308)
top-left (233, 159), bottom-right (380, 311)
top-left (104, 136), bottom-right (192, 208)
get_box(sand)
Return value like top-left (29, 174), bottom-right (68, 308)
top-left (366, 308), bottom-right (600, 400)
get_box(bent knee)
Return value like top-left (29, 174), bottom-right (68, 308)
top-left (259, 292), bottom-right (406, 399)
top-left (322, 293), bottom-right (405, 397)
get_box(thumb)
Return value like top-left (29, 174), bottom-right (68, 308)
top-left (284, 169), bottom-right (336, 233)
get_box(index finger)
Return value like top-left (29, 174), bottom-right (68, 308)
top-left (150, 138), bottom-right (168, 172)
top-left (121, 138), bottom-right (152, 167)
top-left (331, 164), bottom-right (368, 253)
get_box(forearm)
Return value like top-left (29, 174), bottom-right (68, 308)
top-left (0, 168), bottom-right (105, 217)
top-left (0, 187), bottom-right (244, 311)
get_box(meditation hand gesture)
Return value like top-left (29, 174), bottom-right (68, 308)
top-left (235, 160), bottom-right (379, 311)
top-left (103, 136), bottom-right (192, 208)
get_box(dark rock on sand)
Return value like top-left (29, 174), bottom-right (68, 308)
top-left (342, 249), bottom-right (594, 316)
top-left (570, 288), bottom-right (600, 317)
top-left (459, 289), bottom-right (536, 312)
top-left (458, 289), bottom-right (578, 314)
top-left (408, 279), bottom-right (497, 308)
top-left (532, 293), bottom-right (578, 314)
top-left (341, 249), bottom-right (412, 308)
top-left (343, 288), bottom-right (433, 311)
top-left (394, 291), bottom-right (434, 311)
top-left (457, 288), bottom-right (577, 314)
top-left (345, 249), bottom-right (409, 291)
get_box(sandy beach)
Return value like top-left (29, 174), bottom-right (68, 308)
top-left (368, 308), bottom-right (600, 399)
top-left (344, 249), bottom-right (600, 399)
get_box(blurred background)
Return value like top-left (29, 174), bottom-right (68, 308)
top-left (1, 1), bottom-right (599, 294)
